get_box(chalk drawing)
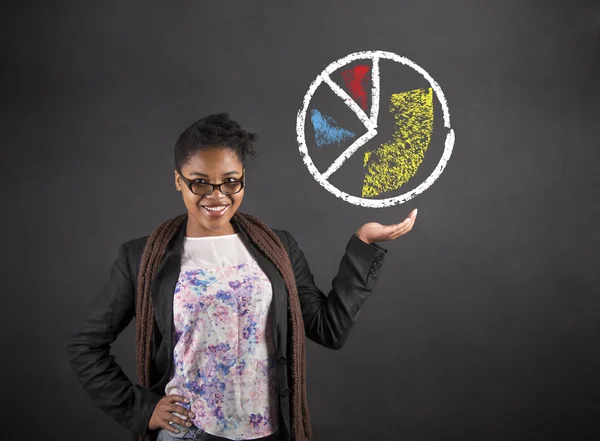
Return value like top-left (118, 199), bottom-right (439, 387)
top-left (341, 64), bottom-right (370, 111)
top-left (310, 109), bottom-right (356, 148)
top-left (362, 88), bottom-right (434, 197)
top-left (296, 50), bottom-right (455, 208)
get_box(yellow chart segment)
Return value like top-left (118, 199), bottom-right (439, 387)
top-left (362, 87), bottom-right (434, 197)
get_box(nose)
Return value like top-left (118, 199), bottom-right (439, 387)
top-left (204, 187), bottom-right (230, 201)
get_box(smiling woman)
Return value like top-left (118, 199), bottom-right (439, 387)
top-left (65, 113), bottom-right (417, 441)
top-left (173, 115), bottom-right (254, 237)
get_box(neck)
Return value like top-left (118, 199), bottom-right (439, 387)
top-left (185, 214), bottom-right (237, 238)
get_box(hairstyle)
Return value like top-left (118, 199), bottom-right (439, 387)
top-left (173, 113), bottom-right (258, 171)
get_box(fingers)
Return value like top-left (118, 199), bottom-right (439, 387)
top-left (159, 395), bottom-right (194, 433)
top-left (381, 222), bottom-right (404, 235)
top-left (393, 213), bottom-right (413, 230)
top-left (155, 410), bottom-right (182, 434)
top-left (163, 395), bottom-right (193, 416)
top-left (162, 412), bottom-right (192, 433)
top-left (166, 413), bottom-right (192, 430)
top-left (388, 210), bottom-right (417, 240)
top-left (400, 212), bottom-right (417, 234)
top-left (165, 394), bottom-right (188, 403)
top-left (167, 403), bottom-right (195, 419)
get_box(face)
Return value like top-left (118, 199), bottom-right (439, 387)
top-left (175, 147), bottom-right (244, 237)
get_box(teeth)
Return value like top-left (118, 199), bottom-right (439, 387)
top-left (204, 206), bottom-right (227, 212)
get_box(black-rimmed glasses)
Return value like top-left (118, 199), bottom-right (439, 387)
top-left (177, 170), bottom-right (245, 196)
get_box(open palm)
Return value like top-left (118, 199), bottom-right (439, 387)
top-left (356, 209), bottom-right (418, 244)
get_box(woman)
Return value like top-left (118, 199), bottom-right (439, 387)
top-left (66, 113), bottom-right (417, 441)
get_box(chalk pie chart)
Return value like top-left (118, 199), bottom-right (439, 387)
top-left (296, 50), bottom-right (455, 208)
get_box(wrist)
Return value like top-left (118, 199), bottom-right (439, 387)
top-left (355, 233), bottom-right (372, 245)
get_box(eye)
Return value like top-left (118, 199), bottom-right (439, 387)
top-left (226, 178), bottom-right (239, 183)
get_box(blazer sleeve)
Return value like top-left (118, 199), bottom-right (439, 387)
top-left (65, 242), bottom-right (162, 436)
top-left (283, 231), bottom-right (388, 350)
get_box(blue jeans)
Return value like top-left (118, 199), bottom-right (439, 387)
top-left (156, 425), bottom-right (280, 441)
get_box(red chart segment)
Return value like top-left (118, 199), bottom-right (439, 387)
top-left (341, 64), bottom-right (370, 111)
top-left (296, 50), bottom-right (454, 208)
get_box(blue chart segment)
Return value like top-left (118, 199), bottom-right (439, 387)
top-left (310, 108), bottom-right (356, 148)
top-left (296, 50), bottom-right (455, 208)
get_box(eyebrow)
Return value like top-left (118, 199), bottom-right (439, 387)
top-left (188, 171), bottom-right (241, 177)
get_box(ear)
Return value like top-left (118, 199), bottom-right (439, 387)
top-left (174, 170), bottom-right (181, 191)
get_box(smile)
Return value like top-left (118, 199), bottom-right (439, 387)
top-left (201, 205), bottom-right (229, 217)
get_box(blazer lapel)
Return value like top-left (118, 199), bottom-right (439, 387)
top-left (150, 217), bottom-right (187, 371)
top-left (232, 216), bottom-right (288, 355)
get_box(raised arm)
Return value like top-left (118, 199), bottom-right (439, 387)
top-left (283, 230), bottom-right (387, 350)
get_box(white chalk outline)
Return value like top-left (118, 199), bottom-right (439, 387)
top-left (296, 50), bottom-right (455, 208)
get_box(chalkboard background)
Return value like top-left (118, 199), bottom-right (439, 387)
top-left (2, 1), bottom-right (599, 440)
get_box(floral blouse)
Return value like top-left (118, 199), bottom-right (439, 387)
top-left (164, 233), bottom-right (280, 439)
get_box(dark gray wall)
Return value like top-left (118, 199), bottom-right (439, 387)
top-left (2, 1), bottom-right (599, 440)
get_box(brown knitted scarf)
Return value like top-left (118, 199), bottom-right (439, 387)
top-left (135, 212), bottom-right (312, 441)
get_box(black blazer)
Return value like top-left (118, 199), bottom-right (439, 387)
top-left (65, 216), bottom-right (387, 441)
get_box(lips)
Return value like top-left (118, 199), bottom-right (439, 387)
top-left (202, 205), bottom-right (228, 209)
top-left (200, 204), bottom-right (230, 217)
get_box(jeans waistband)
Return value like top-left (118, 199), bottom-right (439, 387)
top-left (157, 424), bottom-right (280, 441)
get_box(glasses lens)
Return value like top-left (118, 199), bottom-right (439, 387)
top-left (191, 183), bottom-right (214, 195)
top-left (221, 181), bottom-right (243, 194)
